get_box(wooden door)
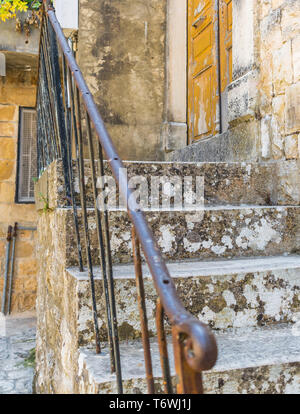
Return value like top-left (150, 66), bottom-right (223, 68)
top-left (219, 0), bottom-right (233, 93)
top-left (188, 0), bottom-right (232, 143)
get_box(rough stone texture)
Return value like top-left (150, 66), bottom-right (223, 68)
top-left (285, 82), bottom-right (300, 135)
top-left (249, 0), bottom-right (300, 162)
top-left (61, 206), bottom-right (300, 267)
top-left (169, 0), bottom-right (300, 164)
top-left (167, 126), bottom-right (260, 163)
top-left (67, 256), bottom-right (300, 344)
top-left (284, 134), bottom-right (299, 159)
top-left (0, 67), bottom-right (37, 314)
top-left (38, 159), bottom-right (300, 210)
top-left (0, 312), bottom-right (36, 394)
top-left (35, 158), bottom-right (300, 394)
top-left (77, 0), bottom-right (167, 161)
top-left (40, 159), bottom-right (280, 209)
top-left (34, 210), bottom-right (80, 394)
top-left (76, 324), bottom-right (300, 394)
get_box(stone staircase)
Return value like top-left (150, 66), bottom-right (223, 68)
top-left (35, 159), bottom-right (300, 394)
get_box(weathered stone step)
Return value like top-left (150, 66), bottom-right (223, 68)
top-left (66, 255), bottom-right (300, 346)
top-left (39, 159), bottom-right (300, 210)
top-left (77, 324), bottom-right (300, 394)
top-left (62, 205), bottom-right (300, 266)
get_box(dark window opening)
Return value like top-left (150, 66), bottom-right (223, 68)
top-left (16, 107), bottom-right (37, 204)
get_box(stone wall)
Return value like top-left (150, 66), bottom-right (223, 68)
top-left (258, 0), bottom-right (300, 160)
top-left (77, 0), bottom-right (167, 161)
top-left (0, 67), bottom-right (37, 313)
top-left (169, 0), bottom-right (300, 163)
top-left (35, 207), bottom-right (80, 394)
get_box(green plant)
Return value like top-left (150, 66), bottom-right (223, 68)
top-left (23, 347), bottom-right (36, 368)
top-left (38, 191), bottom-right (51, 213)
top-left (16, 347), bottom-right (36, 368)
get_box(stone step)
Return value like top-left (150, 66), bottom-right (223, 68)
top-left (66, 255), bottom-right (300, 346)
top-left (39, 159), bottom-right (300, 210)
top-left (77, 324), bottom-right (300, 394)
top-left (62, 205), bottom-right (300, 266)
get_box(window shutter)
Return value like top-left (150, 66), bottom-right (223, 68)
top-left (18, 108), bottom-right (37, 203)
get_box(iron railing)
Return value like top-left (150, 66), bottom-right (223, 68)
top-left (36, 0), bottom-right (217, 394)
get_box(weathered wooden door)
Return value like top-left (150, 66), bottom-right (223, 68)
top-left (188, 0), bottom-right (232, 143)
top-left (219, 0), bottom-right (233, 94)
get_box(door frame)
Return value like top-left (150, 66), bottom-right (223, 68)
top-left (187, 0), bottom-right (223, 144)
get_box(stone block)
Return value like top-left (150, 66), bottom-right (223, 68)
top-left (272, 95), bottom-right (286, 134)
top-left (270, 116), bottom-right (284, 159)
top-left (232, 0), bottom-right (255, 79)
top-left (16, 259), bottom-right (37, 277)
top-left (76, 325), bottom-right (300, 394)
top-left (162, 122), bottom-right (187, 152)
top-left (284, 134), bottom-right (299, 159)
top-left (261, 1), bottom-right (272, 19)
top-left (277, 160), bottom-right (300, 205)
top-left (0, 138), bottom-right (16, 160)
top-left (228, 70), bottom-right (259, 123)
top-left (0, 182), bottom-right (15, 203)
top-left (272, 0), bottom-right (285, 9)
top-left (0, 105), bottom-right (17, 121)
top-left (0, 122), bottom-right (17, 137)
top-left (12, 278), bottom-right (24, 293)
top-left (261, 116), bottom-right (271, 159)
top-left (260, 115), bottom-right (284, 160)
top-left (69, 255), bottom-right (300, 343)
top-left (292, 34), bottom-right (300, 83)
top-left (11, 292), bottom-right (36, 313)
top-left (281, 3), bottom-right (300, 41)
top-left (0, 160), bottom-right (14, 181)
top-left (9, 204), bottom-right (37, 223)
top-left (23, 277), bottom-right (37, 292)
top-left (272, 41), bottom-right (293, 95)
top-left (15, 241), bottom-right (34, 258)
top-left (62, 206), bottom-right (300, 266)
top-left (0, 240), bottom-right (5, 257)
top-left (285, 83), bottom-right (300, 134)
top-left (260, 7), bottom-right (281, 40)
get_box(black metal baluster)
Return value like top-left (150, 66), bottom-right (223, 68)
top-left (40, 24), bottom-right (61, 161)
top-left (61, 54), bottom-right (84, 271)
top-left (37, 52), bottom-right (51, 168)
top-left (96, 139), bottom-right (123, 393)
top-left (46, 18), bottom-right (71, 200)
top-left (40, 44), bottom-right (59, 161)
top-left (69, 75), bottom-right (101, 354)
top-left (38, 71), bottom-right (55, 163)
top-left (85, 112), bottom-right (115, 370)
top-left (36, 89), bottom-right (46, 174)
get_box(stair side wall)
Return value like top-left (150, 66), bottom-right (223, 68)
top-left (34, 208), bottom-right (80, 394)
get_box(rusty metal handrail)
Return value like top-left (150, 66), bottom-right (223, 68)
top-left (41, 0), bottom-right (217, 393)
